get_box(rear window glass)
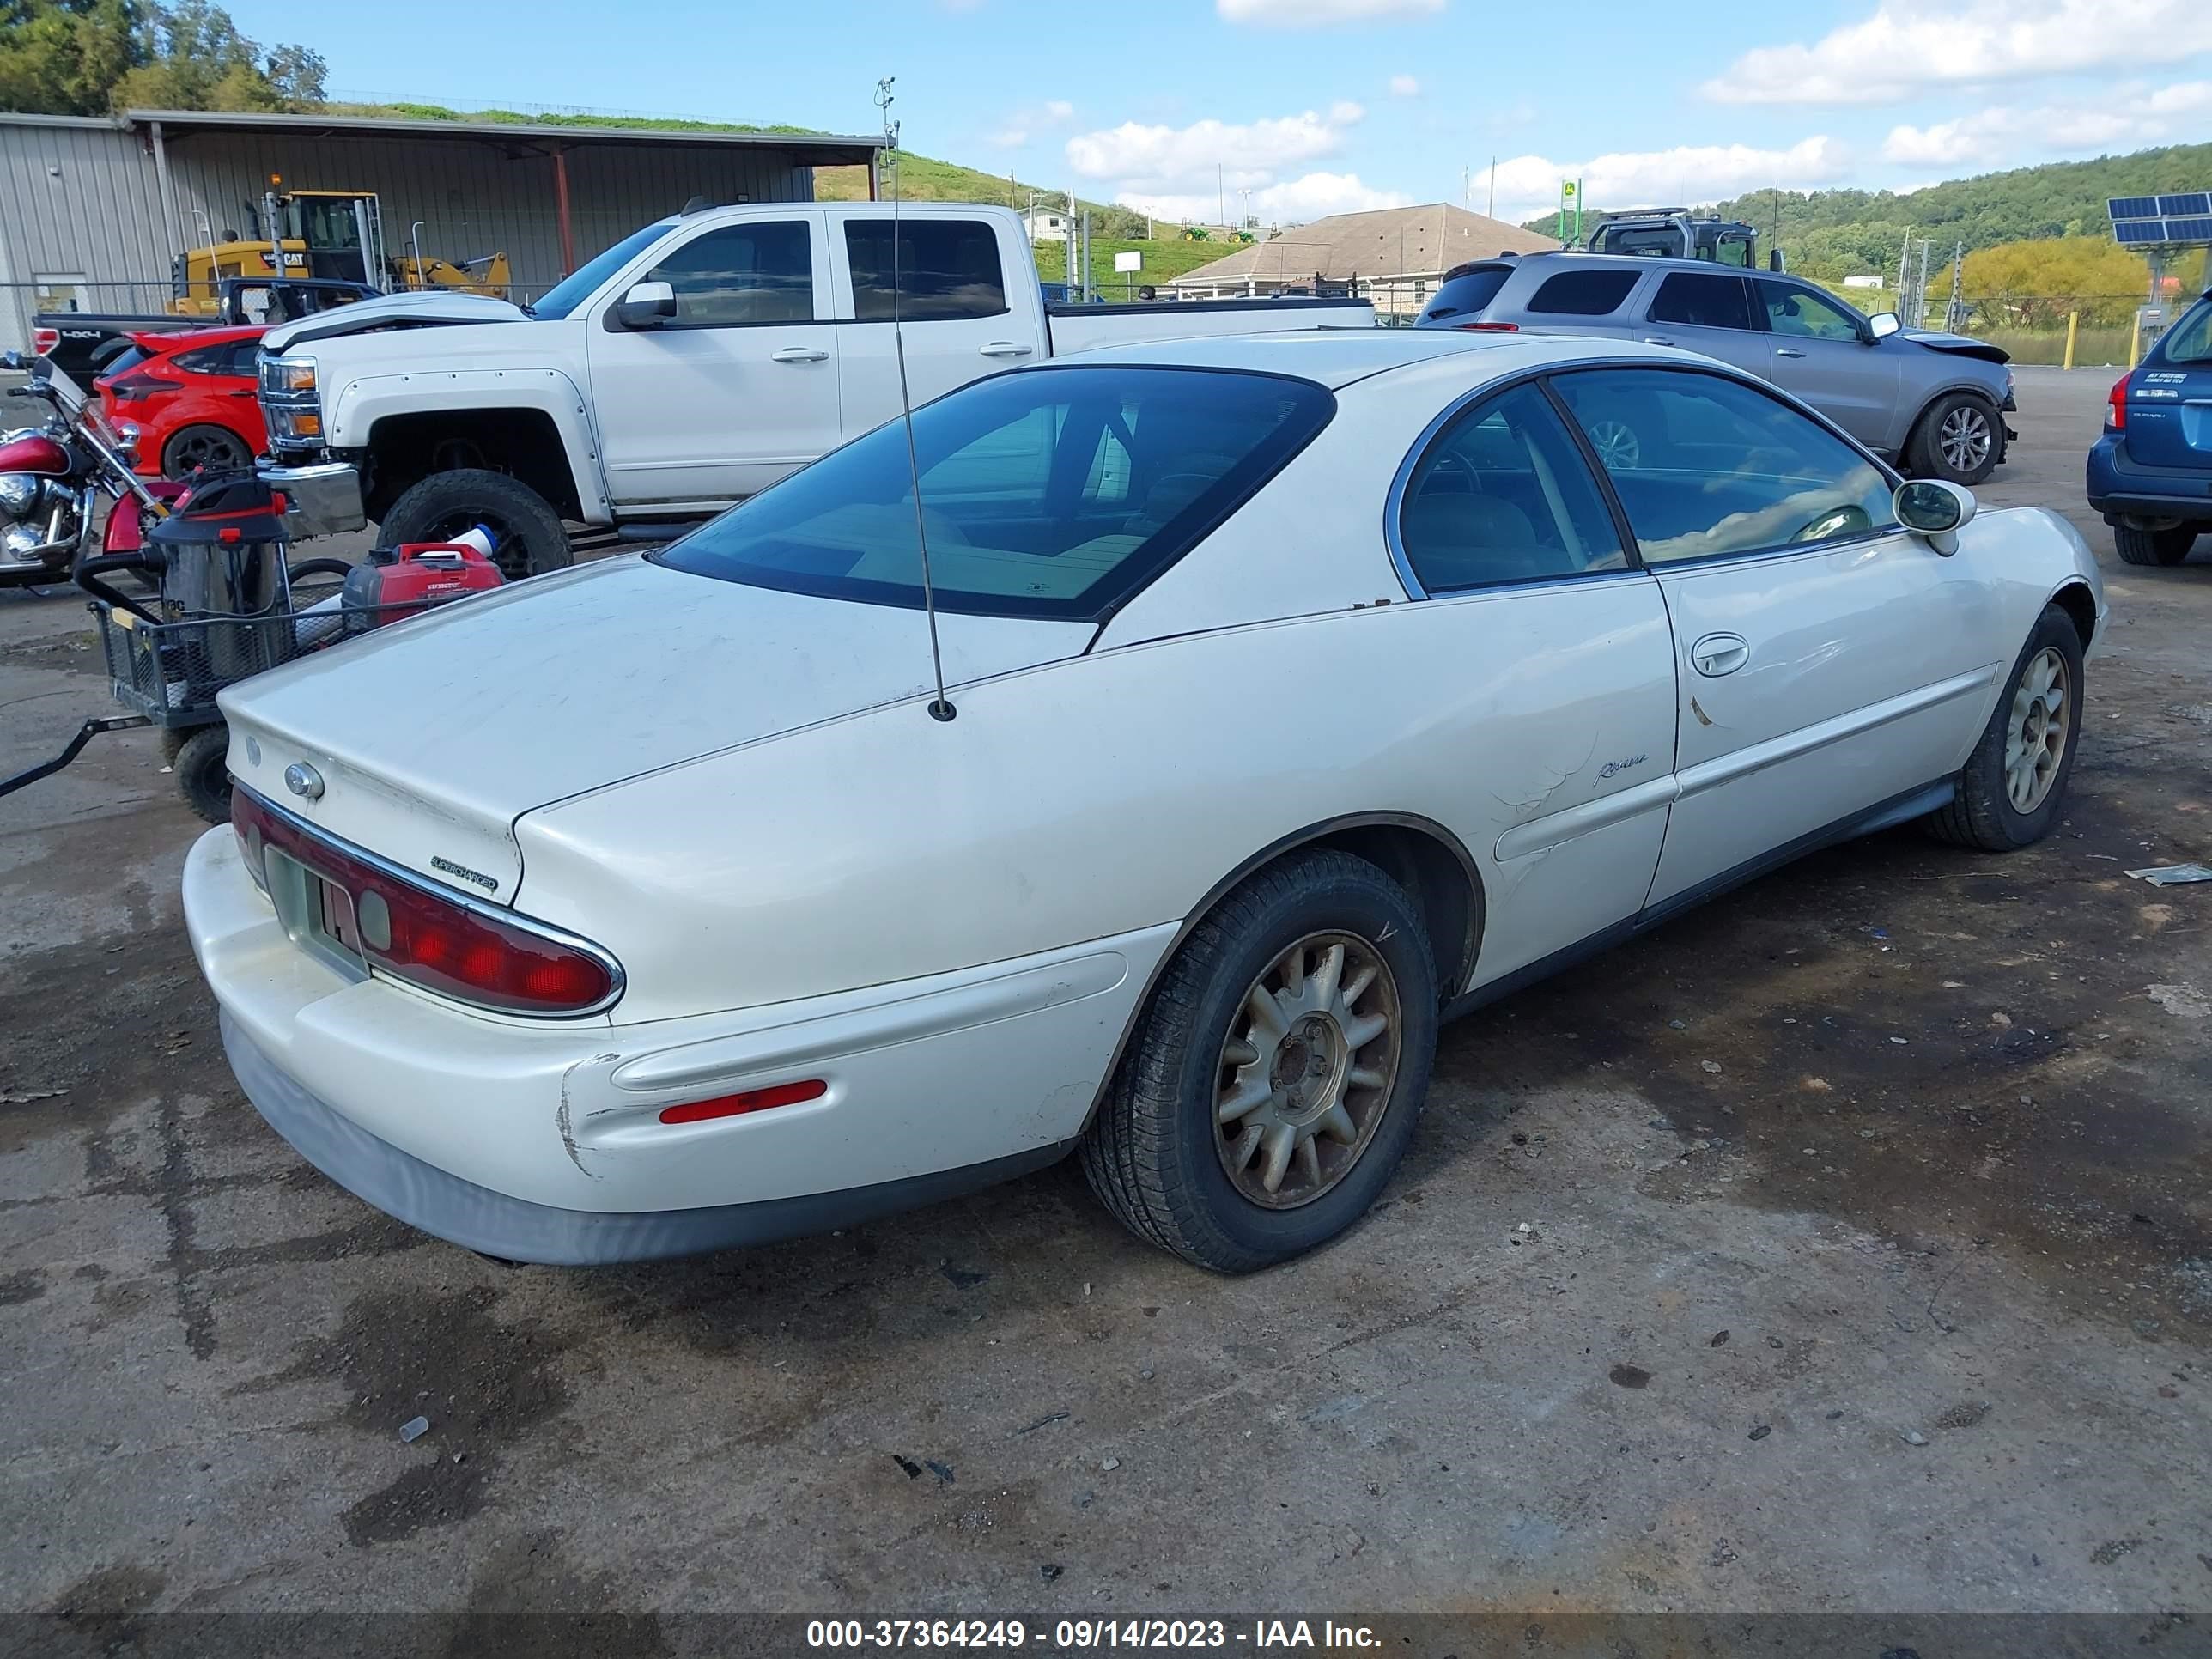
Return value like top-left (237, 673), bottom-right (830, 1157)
top-left (99, 345), bottom-right (149, 380)
top-left (846, 219), bottom-right (1007, 322)
top-left (1527, 269), bottom-right (1640, 316)
top-left (2163, 299), bottom-right (2212, 365)
top-left (1419, 264), bottom-right (1513, 324)
top-left (1650, 272), bottom-right (1753, 331)
top-left (657, 367), bottom-right (1334, 622)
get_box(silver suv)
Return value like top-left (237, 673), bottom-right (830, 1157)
top-left (1415, 252), bottom-right (2015, 484)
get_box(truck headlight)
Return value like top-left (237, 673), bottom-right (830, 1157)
top-left (271, 356), bottom-right (317, 395)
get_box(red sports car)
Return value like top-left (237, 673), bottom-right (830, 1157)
top-left (95, 325), bottom-right (268, 480)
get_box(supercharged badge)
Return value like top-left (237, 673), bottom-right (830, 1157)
top-left (430, 855), bottom-right (500, 894)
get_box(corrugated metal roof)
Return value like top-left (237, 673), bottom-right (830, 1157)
top-left (1173, 204), bottom-right (1558, 287)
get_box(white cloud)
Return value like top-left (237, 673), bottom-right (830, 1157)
top-left (986, 100), bottom-right (1078, 151)
top-left (1118, 171), bottom-right (1413, 224)
top-left (1478, 137), bottom-right (1854, 225)
top-left (1043, 100), bottom-right (1074, 121)
top-left (1884, 81), bottom-right (2212, 167)
top-left (1389, 74), bottom-right (1420, 97)
top-left (1065, 105), bottom-right (1366, 191)
top-left (1705, 0), bottom-right (2212, 106)
top-left (1218, 0), bottom-right (1443, 24)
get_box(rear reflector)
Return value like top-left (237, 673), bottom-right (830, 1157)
top-left (659, 1079), bottom-right (828, 1125)
top-left (232, 787), bottom-right (620, 1017)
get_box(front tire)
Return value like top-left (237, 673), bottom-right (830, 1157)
top-left (1080, 850), bottom-right (1438, 1273)
top-left (1925, 605), bottom-right (2084, 852)
top-left (2112, 522), bottom-right (2197, 567)
top-left (1907, 392), bottom-right (2001, 486)
top-left (377, 468), bottom-right (572, 581)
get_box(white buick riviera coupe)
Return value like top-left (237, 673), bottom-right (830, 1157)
top-left (185, 331), bottom-right (2105, 1272)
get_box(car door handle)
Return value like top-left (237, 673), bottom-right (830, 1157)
top-left (1775, 347), bottom-right (1808, 358)
top-left (1642, 336), bottom-right (1675, 347)
top-left (770, 346), bottom-right (830, 363)
top-left (979, 342), bottom-right (1034, 358)
top-left (1689, 633), bottom-right (1751, 678)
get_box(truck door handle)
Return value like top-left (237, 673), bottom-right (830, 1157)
top-left (1775, 347), bottom-right (1808, 358)
top-left (770, 346), bottom-right (830, 363)
top-left (978, 342), bottom-right (1034, 358)
top-left (1690, 633), bottom-right (1751, 678)
top-left (1642, 336), bottom-right (1674, 347)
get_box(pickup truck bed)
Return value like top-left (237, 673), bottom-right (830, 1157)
top-left (1044, 295), bottom-right (1374, 355)
top-left (33, 313), bottom-right (198, 381)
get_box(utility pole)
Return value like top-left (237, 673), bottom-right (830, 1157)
top-left (1487, 157), bottom-right (1496, 218)
top-left (1895, 234), bottom-right (1913, 313)
top-left (1945, 240), bottom-right (1965, 331)
top-left (1915, 237), bottom-right (1931, 329)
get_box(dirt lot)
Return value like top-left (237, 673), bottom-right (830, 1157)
top-left (3, 367), bottom-right (2209, 1638)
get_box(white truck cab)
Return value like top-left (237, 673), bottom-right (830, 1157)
top-left (258, 201), bottom-right (1376, 574)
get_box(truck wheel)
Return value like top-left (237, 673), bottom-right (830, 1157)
top-left (377, 469), bottom-right (572, 581)
top-left (2112, 522), bottom-right (2197, 567)
top-left (173, 726), bottom-right (233, 825)
top-left (1905, 392), bottom-right (2000, 486)
top-left (161, 423), bottom-right (252, 479)
top-left (1080, 849), bottom-right (1437, 1273)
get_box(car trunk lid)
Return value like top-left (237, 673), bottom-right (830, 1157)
top-left (217, 556), bottom-right (1092, 904)
top-left (2125, 360), bottom-right (2212, 469)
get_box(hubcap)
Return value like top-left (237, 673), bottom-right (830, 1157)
top-left (172, 430), bottom-right (246, 475)
top-left (1212, 933), bottom-right (1401, 1210)
top-left (1588, 419), bottom-right (1640, 469)
top-left (2002, 646), bottom-right (2069, 813)
top-left (1939, 406), bottom-right (1991, 473)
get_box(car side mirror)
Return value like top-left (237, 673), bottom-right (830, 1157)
top-left (1895, 477), bottom-right (1975, 556)
top-left (1866, 311), bottom-right (1901, 343)
top-left (612, 280), bottom-right (676, 331)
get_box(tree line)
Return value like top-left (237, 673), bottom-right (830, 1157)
top-left (0, 0), bottom-right (325, 115)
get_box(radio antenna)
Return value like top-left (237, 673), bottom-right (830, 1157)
top-left (877, 76), bottom-right (955, 723)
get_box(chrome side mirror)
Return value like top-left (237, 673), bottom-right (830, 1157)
top-left (612, 279), bottom-right (677, 331)
top-left (1895, 477), bottom-right (1975, 556)
top-left (1866, 310), bottom-right (1902, 342)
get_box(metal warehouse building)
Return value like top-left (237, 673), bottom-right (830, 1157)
top-left (0, 108), bottom-right (880, 353)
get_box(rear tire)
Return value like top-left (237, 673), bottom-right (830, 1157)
top-left (1905, 392), bottom-right (2001, 486)
top-left (161, 423), bottom-right (252, 480)
top-left (1924, 604), bottom-right (2083, 853)
top-left (1080, 850), bottom-right (1438, 1273)
top-left (2112, 522), bottom-right (2197, 567)
top-left (173, 725), bottom-right (232, 825)
top-left (377, 468), bottom-right (571, 581)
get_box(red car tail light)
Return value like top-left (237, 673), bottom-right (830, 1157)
top-left (2106, 372), bottom-right (2130, 431)
top-left (104, 372), bottom-right (167, 404)
top-left (1457, 321), bottom-right (1519, 331)
top-left (32, 326), bottom-right (58, 356)
top-left (232, 788), bottom-right (621, 1017)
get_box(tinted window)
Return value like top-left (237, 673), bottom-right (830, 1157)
top-left (1526, 269), bottom-right (1640, 316)
top-left (227, 341), bottom-right (262, 375)
top-left (171, 345), bottom-right (230, 375)
top-left (1552, 368), bottom-right (1897, 565)
top-left (2161, 299), bottom-right (2212, 364)
top-left (1650, 272), bottom-right (1753, 331)
top-left (647, 222), bottom-right (814, 325)
top-left (847, 219), bottom-right (1007, 321)
top-left (1760, 282), bottom-right (1863, 341)
top-left (659, 367), bottom-right (1333, 620)
top-left (1398, 384), bottom-right (1627, 590)
top-left (529, 221), bottom-right (674, 321)
top-left (99, 345), bottom-right (149, 380)
top-left (1419, 264), bottom-right (1514, 325)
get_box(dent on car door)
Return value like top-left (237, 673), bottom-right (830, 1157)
top-left (1550, 366), bottom-right (2003, 908)
top-left (1389, 381), bottom-right (1677, 987)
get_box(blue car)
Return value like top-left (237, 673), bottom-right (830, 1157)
top-left (2087, 287), bottom-right (2212, 566)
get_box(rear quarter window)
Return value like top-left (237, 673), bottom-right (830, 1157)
top-left (2161, 300), bottom-right (2212, 365)
top-left (1526, 268), bottom-right (1642, 316)
top-left (1419, 264), bottom-right (1514, 324)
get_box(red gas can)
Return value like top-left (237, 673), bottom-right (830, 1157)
top-left (340, 542), bottom-right (505, 625)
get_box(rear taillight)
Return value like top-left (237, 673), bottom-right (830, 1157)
top-left (232, 788), bottom-right (620, 1017)
top-left (104, 372), bottom-right (165, 403)
top-left (1457, 320), bottom-right (1519, 331)
top-left (31, 327), bottom-right (58, 356)
top-left (2106, 373), bottom-right (2130, 430)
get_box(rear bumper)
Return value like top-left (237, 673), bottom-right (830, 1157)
top-left (2087, 435), bottom-right (2212, 525)
top-left (183, 827), bottom-right (1169, 1262)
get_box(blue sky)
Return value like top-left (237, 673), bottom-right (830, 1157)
top-left (221, 0), bottom-right (2211, 225)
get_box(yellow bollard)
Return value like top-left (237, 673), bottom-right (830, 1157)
top-left (2130, 313), bottom-right (2141, 369)
top-left (2063, 310), bottom-right (2078, 371)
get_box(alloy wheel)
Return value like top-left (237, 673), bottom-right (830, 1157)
top-left (1587, 418), bottom-right (1640, 469)
top-left (1212, 932), bottom-right (1402, 1210)
top-left (1939, 404), bottom-right (1992, 475)
top-left (2004, 645), bottom-right (2069, 812)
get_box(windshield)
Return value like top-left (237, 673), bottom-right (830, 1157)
top-left (2165, 299), bottom-right (2212, 365)
top-left (656, 366), bottom-right (1335, 621)
top-left (528, 222), bottom-right (674, 320)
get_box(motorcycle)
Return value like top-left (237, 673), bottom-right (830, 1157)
top-left (0, 349), bottom-right (173, 589)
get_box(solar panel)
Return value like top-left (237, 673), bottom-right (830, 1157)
top-left (2157, 192), bottom-right (2212, 217)
top-left (2109, 195), bottom-right (2161, 222)
top-left (2115, 218), bottom-right (2168, 244)
top-left (2162, 215), bottom-right (2212, 243)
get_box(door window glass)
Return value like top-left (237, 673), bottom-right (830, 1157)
top-left (647, 222), bottom-right (815, 326)
top-left (1396, 383), bottom-right (1628, 590)
top-left (846, 219), bottom-right (1008, 321)
top-left (1551, 368), bottom-right (1897, 565)
top-left (1526, 268), bottom-right (1640, 317)
top-left (1649, 272), bottom-right (1753, 331)
top-left (1760, 282), bottom-right (1863, 341)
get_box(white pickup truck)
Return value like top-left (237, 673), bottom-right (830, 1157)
top-left (257, 201), bottom-right (1376, 574)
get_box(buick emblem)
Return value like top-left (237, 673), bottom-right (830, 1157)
top-left (283, 762), bottom-right (325, 800)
